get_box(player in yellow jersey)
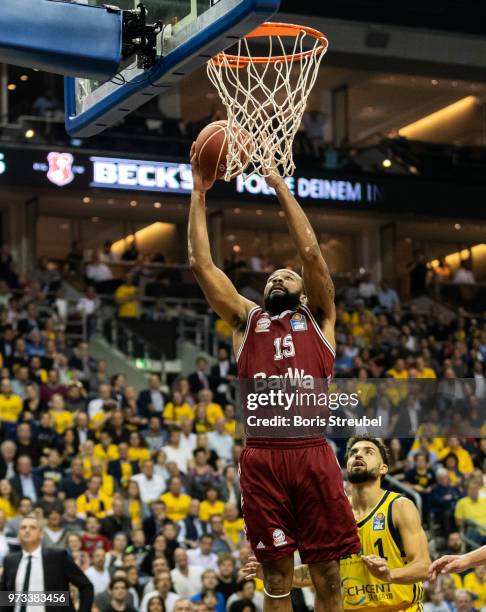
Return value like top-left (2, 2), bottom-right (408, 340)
top-left (243, 436), bottom-right (430, 612)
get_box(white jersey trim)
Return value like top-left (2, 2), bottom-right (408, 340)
top-left (300, 304), bottom-right (336, 357)
top-left (236, 306), bottom-right (261, 363)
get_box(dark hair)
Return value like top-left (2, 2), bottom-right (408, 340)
top-left (443, 452), bottom-right (458, 467)
top-left (229, 599), bottom-right (256, 612)
top-left (345, 436), bottom-right (390, 466)
top-left (110, 577), bottom-right (129, 590)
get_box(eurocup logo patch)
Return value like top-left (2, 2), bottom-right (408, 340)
top-left (372, 512), bottom-right (385, 531)
top-left (255, 316), bottom-right (271, 333)
top-left (272, 528), bottom-right (287, 547)
top-left (47, 152), bottom-right (75, 187)
top-left (290, 313), bottom-right (307, 331)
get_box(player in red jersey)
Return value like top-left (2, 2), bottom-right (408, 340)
top-left (188, 146), bottom-right (360, 612)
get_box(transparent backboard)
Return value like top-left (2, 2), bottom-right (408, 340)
top-left (65, 0), bottom-right (280, 136)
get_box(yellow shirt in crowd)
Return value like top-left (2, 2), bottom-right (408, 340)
top-left (127, 447), bottom-right (151, 464)
top-left (0, 497), bottom-right (16, 519)
top-left (115, 285), bottom-right (139, 318)
top-left (93, 443), bottom-right (120, 463)
top-left (224, 518), bottom-right (245, 545)
top-left (128, 499), bottom-right (142, 527)
top-left (439, 446), bottom-right (474, 474)
top-left (163, 402), bottom-right (195, 424)
top-left (463, 572), bottom-right (486, 608)
top-left (160, 492), bottom-right (191, 522)
top-left (50, 409), bottom-right (74, 435)
top-left (454, 497), bottom-right (486, 535)
top-left (0, 394), bottom-right (22, 423)
top-left (206, 403), bottom-right (224, 425)
top-left (199, 500), bottom-right (225, 522)
top-left (76, 491), bottom-right (112, 519)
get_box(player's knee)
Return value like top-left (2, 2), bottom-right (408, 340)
top-left (265, 570), bottom-right (291, 596)
top-left (312, 563), bottom-right (341, 596)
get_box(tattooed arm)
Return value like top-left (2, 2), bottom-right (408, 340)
top-left (265, 174), bottom-right (336, 348)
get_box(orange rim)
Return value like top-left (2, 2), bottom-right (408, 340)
top-left (210, 22), bottom-right (328, 69)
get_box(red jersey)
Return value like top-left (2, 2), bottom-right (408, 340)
top-left (237, 304), bottom-right (335, 379)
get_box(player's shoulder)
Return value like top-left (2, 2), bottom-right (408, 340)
top-left (390, 495), bottom-right (420, 523)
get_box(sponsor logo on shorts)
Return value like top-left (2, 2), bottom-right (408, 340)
top-left (272, 528), bottom-right (287, 547)
top-left (256, 541), bottom-right (266, 550)
top-left (372, 512), bottom-right (385, 531)
top-left (290, 313), bottom-right (307, 331)
top-left (255, 317), bottom-right (271, 333)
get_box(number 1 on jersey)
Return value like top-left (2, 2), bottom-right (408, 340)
top-left (273, 334), bottom-right (295, 360)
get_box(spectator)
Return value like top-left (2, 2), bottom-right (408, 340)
top-left (42, 508), bottom-right (68, 549)
top-left (223, 504), bottom-right (244, 546)
top-left (171, 547), bottom-right (204, 598)
top-left (15, 422), bottom-right (42, 465)
top-left (81, 515), bottom-right (112, 554)
top-left (188, 358), bottom-right (211, 396)
top-left (40, 368), bottom-right (67, 403)
top-left (140, 571), bottom-right (180, 612)
top-left (101, 495), bottom-right (131, 540)
top-left (164, 391), bottom-right (195, 426)
top-left (194, 390), bottom-right (224, 428)
top-left (208, 419), bottom-right (234, 464)
top-left (115, 272), bottom-right (140, 319)
top-left (162, 427), bottom-right (193, 474)
top-left (189, 447), bottom-right (219, 501)
top-left (99, 241), bottom-right (119, 264)
top-left (143, 416), bottom-right (167, 452)
top-left (62, 498), bottom-right (85, 533)
top-left (0, 440), bottom-right (16, 480)
top-left (377, 280), bottom-right (400, 312)
top-left (85, 548), bottom-right (111, 596)
top-left (210, 348), bottom-right (237, 405)
top-left (453, 260), bottom-right (475, 284)
top-left (430, 468), bottom-right (462, 534)
top-left (439, 437), bottom-right (475, 475)
top-left (121, 238), bottom-right (139, 262)
top-left (452, 590), bottom-right (474, 612)
top-left (138, 373), bottom-right (166, 418)
top-left (107, 442), bottom-right (139, 487)
top-left (10, 454), bottom-right (41, 502)
top-left (0, 377), bottom-right (22, 429)
top-left (131, 459), bottom-right (166, 505)
top-left (187, 535), bottom-right (218, 571)
top-left (86, 252), bottom-right (114, 288)
top-left (358, 272), bottom-right (377, 305)
top-left (162, 476), bottom-right (192, 522)
top-left (107, 577), bottom-right (137, 612)
top-left (36, 478), bottom-right (64, 516)
top-left (191, 570), bottom-right (225, 612)
top-left (462, 565), bottom-right (486, 608)
top-left (76, 475), bottom-right (112, 519)
top-left (216, 553), bottom-right (238, 602)
top-left (207, 515), bottom-right (232, 554)
top-left (405, 452), bottom-right (435, 525)
top-left (454, 480), bottom-right (486, 545)
top-left (423, 587), bottom-right (450, 612)
top-left (408, 250), bottom-right (428, 297)
top-left (199, 487), bottom-right (225, 523)
top-left (76, 285), bottom-right (100, 337)
top-left (178, 499), bottom-right (207, 549)
top-left (227, 580), bottom-right (263, 612)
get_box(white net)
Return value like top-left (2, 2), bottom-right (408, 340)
top-left (207, 23), bottom-right (328, 181)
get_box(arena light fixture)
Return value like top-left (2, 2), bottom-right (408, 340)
top-left (399, 96), bottom-right (477, 139)
top-left (24, 128), bottom-right (35, 139)
top-left (382, 159), bottom-right (392, 168)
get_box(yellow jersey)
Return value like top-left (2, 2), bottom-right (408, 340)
top-left (0, 394), bottom-right (22, 423)
top-left (160, 492), bottom-right (192, 522)
top-left (463, 572), bottom-right (486, 608)
top-left (341, 491), bottom-right (423, 612)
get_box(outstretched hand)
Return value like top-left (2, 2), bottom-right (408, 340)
top-left (191, 142), bottom-right (215, 193)
top-left (428, 555), bottom-right (466, 581)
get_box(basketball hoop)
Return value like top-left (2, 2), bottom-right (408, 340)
top-left (207, 22), bottom-right (328, 181)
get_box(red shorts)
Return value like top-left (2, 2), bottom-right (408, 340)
top-left (240, 437), bottom-right (360, 564)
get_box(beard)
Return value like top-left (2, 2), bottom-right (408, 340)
top-left (348, 465), bottom-right (381, 484)
top-left (264, 289), bottom-right (301, 315)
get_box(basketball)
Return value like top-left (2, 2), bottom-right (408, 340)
top-left (195, 120), bottom-right (251, 180)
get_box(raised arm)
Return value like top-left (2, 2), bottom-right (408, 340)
top-left (188, 144), bottom-right (256, 329)
top-left (266, 174), bottom-right (335, 341)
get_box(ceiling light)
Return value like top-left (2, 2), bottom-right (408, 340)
top-left (232, 244), bottom-right (241, 253)
top-left (454, 223), bottom-right (461, 230)
top-left (431, 79), bottom-right (439, 86)
top-left (226, 234), bottom-right (236, 241)
top-left (82, 196), bottom-right (91, 204)
top-left (153, 202), bottom-right (162, 208)
top-left (129, 200), bottom-right (138, 207)
top-left (24, 129), bottom-right (35, 139)
top-left (233, 208), bottom-right (241, 214)
top-left (107, 198), bottom-right (114, 205)
top-left (278, 211), bottom-right (285, 217)
top-left (7, 84), bottom-right (16, 91)
top-left (20, 75), bottom-right (29, 82)
top-left (408, 165), bottom-right (419, 174)
top-left (382, 159), bottom-right (392, 168)
top-left (256, 209), bottom-right (263, 215)
top-left (451, 81), bottom-right (458, 87)
top-left (91, 217), bottom-right (99, 223)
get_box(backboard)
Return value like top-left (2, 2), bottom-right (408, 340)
top-left (64, 0), bottom-right (280, 137)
